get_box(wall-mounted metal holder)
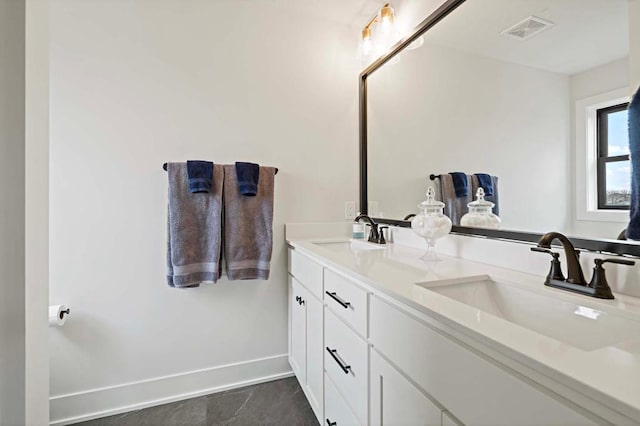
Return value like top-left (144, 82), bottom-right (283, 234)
top-left (162, 163), bottom-right (278, 174)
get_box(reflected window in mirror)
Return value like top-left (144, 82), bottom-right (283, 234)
top-left (597, 102), bottom-right (630, 210)
top-left (576, 88), bottom-right (630, 227)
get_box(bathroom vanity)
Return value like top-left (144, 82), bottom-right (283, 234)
top-left (287, 227), bottom-right (640, 426)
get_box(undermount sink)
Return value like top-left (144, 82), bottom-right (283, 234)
top-left (313, 240), bottom-right (386, 253)
top-left (416, 278), bottom-right (640, 351)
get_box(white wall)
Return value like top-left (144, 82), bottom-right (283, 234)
top-left (569, 58), bottom-right (630, 239)
top-left (0, 0), bottom-right (26, 424)
top-left (25, 0), bottom-right (50, 423)
top-left (49, 0), bottom-right (359, 423)
top-left (368, 43), bottom-right (571, 233)
top-left (631, 0), bottom-right (640, 92)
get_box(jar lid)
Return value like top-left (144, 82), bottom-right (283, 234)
top-left (418, 187), bottom-right (445, 209)
top-left (467, 188), bottom-right (494, 208)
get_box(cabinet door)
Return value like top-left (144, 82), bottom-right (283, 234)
top-left (370, 350), bottom-right (443, 426)
top-left (325, 374), bottom-right (361, 426)
top-left (306, 294), bottom-right (324, 421)
top-left (290, 277), bottom-right (307, 384)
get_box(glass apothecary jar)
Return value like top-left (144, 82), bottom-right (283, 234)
top-left (460, 188), bottom-right (501, 229)
top-left (411, 187), bottom-right (452, 261)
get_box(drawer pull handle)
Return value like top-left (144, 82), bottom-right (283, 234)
top-left (325, 291), bottom-right (351, 309)
top-left (326, 420), bottom-right (337, 426)
top-left (326, 347), bottom-right (351, 374)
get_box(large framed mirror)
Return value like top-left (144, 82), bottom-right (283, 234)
top-left (360, 0), bottom-right (640, 256)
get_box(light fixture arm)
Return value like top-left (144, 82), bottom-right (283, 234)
top-left (362, 3), bottom-right (394, 34)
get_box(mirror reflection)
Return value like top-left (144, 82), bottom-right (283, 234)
top-left (367, 0), bottom-right (636, 241)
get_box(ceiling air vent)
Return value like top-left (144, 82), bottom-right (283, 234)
top-left (501, 16), bottom-right (554, 41)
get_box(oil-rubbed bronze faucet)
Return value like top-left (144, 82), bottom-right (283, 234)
top-left (536, 232), bottom-right (586, 285)
top-left (354, 214), bottom-right (381, 244)
top-left (532, 232), bottom-right (635, 299)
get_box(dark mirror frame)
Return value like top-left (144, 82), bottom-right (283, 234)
top-left (358, 0), bottom-right (640, 257)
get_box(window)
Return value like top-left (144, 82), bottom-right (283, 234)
top-left (596, 103), bottom-right (630, 209)
top-left (575, 88), bottom-right (629, 223)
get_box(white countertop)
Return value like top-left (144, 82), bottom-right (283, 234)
top-left (288, 237), bottom-right (640, 422)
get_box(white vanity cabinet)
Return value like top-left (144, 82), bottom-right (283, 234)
top-left (370, 349), bottom-right (443, 426)
top-left (369, 296), bottom-right (597, 426)
top-left (288, 251), bottom-right (324, 423)
top-left (288, 246), bottom-right (603, 426)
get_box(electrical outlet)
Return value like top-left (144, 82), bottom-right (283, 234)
top-left (368, 201), bottom-right (379, 217)
top-left (344, 201), bottom-right (356, 220)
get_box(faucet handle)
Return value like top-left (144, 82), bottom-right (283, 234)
top-left (531, 247), bottom-right (554, 254)
top-left (597, 258), bottom-right (635, 266)
top-left (588, 258), bottom-right (634, 299)
top-left (378, 226), bottom-right (389, 244)
top-left (531, 247), bottom-right (565, 282)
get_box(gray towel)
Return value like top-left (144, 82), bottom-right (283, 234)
top-left (471, 175), bottom-right (500, 215)
top-left (438, 174), bottom-right (472, 225)
top-left (167, 162), bottom-right (224, 288)
top-left (223, 165), bottom-right (276, 280)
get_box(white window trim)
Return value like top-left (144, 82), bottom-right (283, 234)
top-left (575, 87), bottom-right (630, 223)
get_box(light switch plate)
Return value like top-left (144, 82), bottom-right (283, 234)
top-left (344, 201), bottom-right (356, 220)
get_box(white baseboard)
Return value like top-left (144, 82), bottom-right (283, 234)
top-left (50, 354), bottom-right (293, 425)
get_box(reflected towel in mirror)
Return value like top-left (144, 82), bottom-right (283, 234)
top-left (627, 86), bottom-right (640, 239)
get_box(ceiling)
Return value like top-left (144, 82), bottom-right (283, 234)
top-left (277, 0), bottom-right (383, 26)
top-left (422, 0), bottom-right (629, 75)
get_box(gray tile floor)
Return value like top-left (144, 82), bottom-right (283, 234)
top-left (74, 377), bottom-right (318, 426)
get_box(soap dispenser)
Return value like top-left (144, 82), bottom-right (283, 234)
top-left (411, 187), bottom-right (452, 261)
top-left (460, 188), bottom-right (501, 229)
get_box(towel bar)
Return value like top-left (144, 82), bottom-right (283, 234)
top-left (429, 174), bottom-right (440, 180)
top-left (162, 163), bottom-right (278, 174)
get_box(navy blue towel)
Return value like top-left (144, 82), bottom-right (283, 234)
top-left (448, 172), bottom-right (468, 197)
top-left (235, 162), bottom-right (260, 196)
top-left (474, 173), bottom-right (494, 196)
top-left (186, 160), bottom-right (214, 193)
top-left (627, 86), bottom-right (640, 239)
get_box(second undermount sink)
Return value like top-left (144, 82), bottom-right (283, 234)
top-left (416, 278), bottom-right (640, 351)
top-left (313, 240), bottom-right (386, 253)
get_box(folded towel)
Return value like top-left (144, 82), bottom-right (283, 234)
top-left (627, 86), bottom-right (640, 239)
top-left (439, 174), bottom-right (471, 225)
top-left (471, 174), bottom-right (500, 215)
top-left (448, 172), bottom-right (468, 197)
top-left (473, 173), bottom-right (494, 196)
top-left (224, 165), bottom-right (276, 280)
top-left (167, 162), bottom-right (224, 287)
top-left (235, 162), bottom-right (260, 196)
top-left (186, 160), bottom-right (214, 193)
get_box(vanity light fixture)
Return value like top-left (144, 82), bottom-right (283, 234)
top-left (379, 3), bottom-right (395, 34)
top-left (360, 3), bottom-right (395, 57)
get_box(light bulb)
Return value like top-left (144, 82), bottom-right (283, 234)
top-left (361, 27), bottom-right (373, 56)
top-left (362, 38), bottom-right (373, 56)
top-left (380, 4), bottom-right (395, 35)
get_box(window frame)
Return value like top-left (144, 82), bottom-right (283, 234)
top-left (596, 102), bottom-right (630, 210)
top-left (575, 88), bottom-right (630, 224)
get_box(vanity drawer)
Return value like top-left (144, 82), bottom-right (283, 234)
top-left (324, 308), bottom-right (368, 425)
top-left (324, 269), bottom-right (368, 337)
top-left (289, 249), bottom-right (323, 299)
top-left (369, 296), bottom-right (597, 426)
top-left (325, 374), bottom-right (361, 426)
